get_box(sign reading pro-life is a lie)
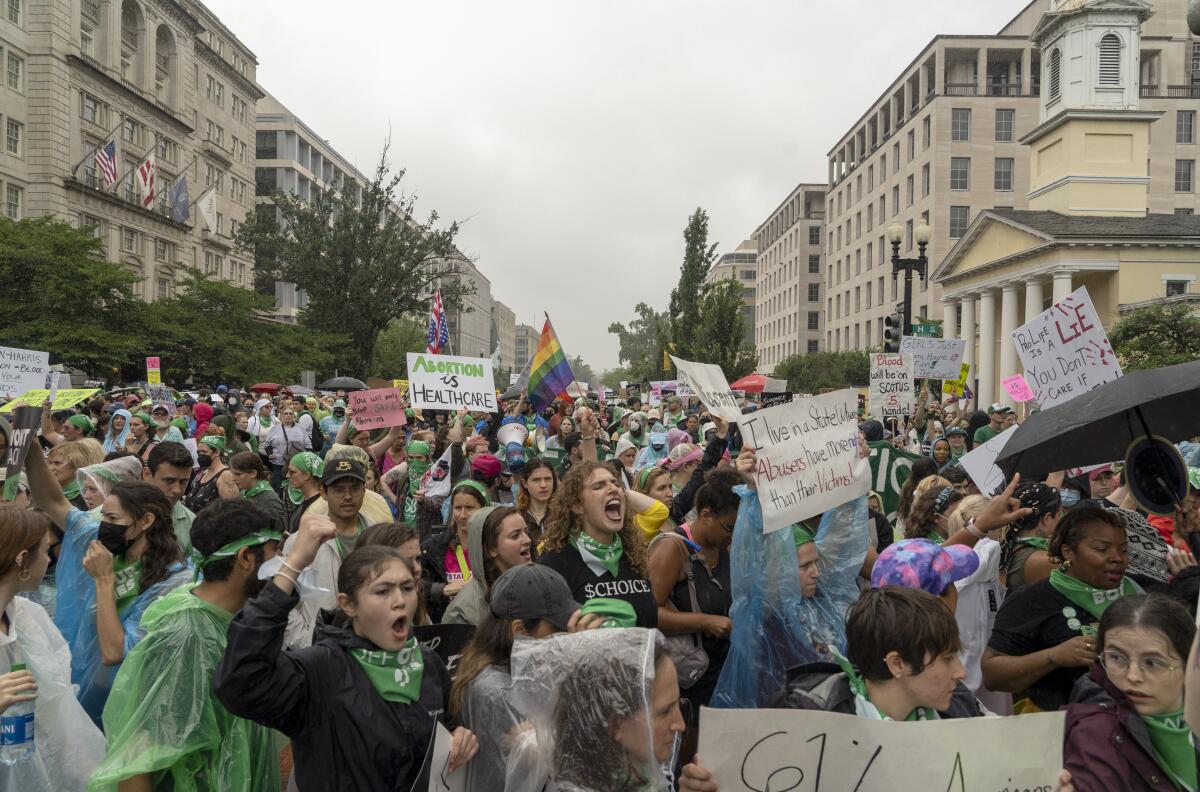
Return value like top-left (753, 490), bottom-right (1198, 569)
top-left (870, 353), bottom-right (914, 419)
top-left (1011, 286), bottom-right (1122, 410)
top-left (739, 389), bottom-right (869, 533)
top-left (406, 353), bottom-right (498, 413)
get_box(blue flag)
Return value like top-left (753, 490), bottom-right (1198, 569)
top-left (168, 176), bottom-right (189, 224)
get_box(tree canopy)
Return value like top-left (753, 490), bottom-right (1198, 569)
top-left (773, 351), bottom-right (870, 393)
top-left (669, 208), bottom-right (718, 362)
top-left (608, 303), bottom-right (673, 382)
top-left (1109, 302), bottom-right (1200, 370)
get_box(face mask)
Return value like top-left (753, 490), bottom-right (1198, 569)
top-left (197, 454), bottom-right (213, 469)
top-left (98, 520), bottom-right (133, 557)
top-left (1060, 489), bottom-right (1082, 508)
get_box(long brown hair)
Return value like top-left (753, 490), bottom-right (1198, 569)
top-left (542, 461), bottom-right (647, 575)
top-left (0, 506), bottom-right (48, 578)
top-left (109, 481), bottom-right (182, 590)
top-left (449, 614), bottom-right (538, 720)
top-left (517, 458), bottom-right (558, 510)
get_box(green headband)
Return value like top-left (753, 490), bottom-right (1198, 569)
top-left (406, 440), bottom-right (431, 457)
top-left (171, 417), bottom-right (188, 430)
top-left (67, 414), bottom-right (94, 435)
top-left (637, 467), bottom-right (659, 490)
top-left (451, 479), bottom-right (490, 506)
top-left (290, 451), bottom-right (324, 478)
top-left (133, 412), bottom-right (154, 428)
top-left (191, 530), bottom-right (281, 582)
top-left (580, 597), bottom-right (637, 628)
top-left (200, 435), bottom-right (226, 452)
top-left (792, 525), bottom-right (815, 548)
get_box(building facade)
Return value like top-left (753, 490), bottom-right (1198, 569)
top-left (514, 322), bottom-right (537, 372)
top-left (491, 299), bottom-right (515, 371)
top-left (823, 0), bottom-right (1199, 354)
top-left (705, 238), bottom-right (758, 345)
top-left (753, 183), bottom-right (826, 372)
top-left (4, 0), bottom-right (260, 299)
top-left (444, 255), bottom-right (493, 360)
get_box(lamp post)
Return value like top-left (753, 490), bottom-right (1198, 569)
top-left (886, 222), bottom-right (931, 336)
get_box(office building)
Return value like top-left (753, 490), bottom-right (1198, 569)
top-left (514, 322), bottom-right (537, 372)
top-left (491, 299), bottom-right (516, 371)
top-left (705, 238), bottom-right (758, 345)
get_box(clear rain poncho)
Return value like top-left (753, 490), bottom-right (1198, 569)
top-left (75, 457), bottom-right (144, 513)
top-left (86, 584), bottom-right (279, 792)
top-left (711, 486), bottom-right (869, 708)
top-left (507, 628), bottom-right (672, 792)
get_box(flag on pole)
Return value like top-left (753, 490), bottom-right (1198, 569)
top-left (168, 176), bottom-right (190, 224)
top-left (426, 290), bottom-right (449, 354)
top-left (136, 153), bottom-right (156, 208)
top-left (528, 314), bottom-right (576, 413)
top-left (94, 141), bottom-right (119, 188)
top-left (196, 188), bottom-right (217, 230)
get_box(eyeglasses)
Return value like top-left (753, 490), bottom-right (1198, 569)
top-left (1101, 649), bottom-right (1180, 679)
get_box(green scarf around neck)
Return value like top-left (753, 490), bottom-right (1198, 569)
top-left (63, 479), bottom-right (81, 501)
top-left (112, 555), bottom-right (143, 615)
top-left (572, 532), bottom-right (624, 576)
top-left (349, 638), bottom-right (424, 704)
top-left (1019, 536), bottom-right (1049, 550)
top-left (1049, 567), bottom-right (1139, 621)
top-left (242, 480), bottom-right (273, 499)
top-left (1144, 710), bottom-right (1198, 792)
top-left (830, 646), bottom-right (937, 722)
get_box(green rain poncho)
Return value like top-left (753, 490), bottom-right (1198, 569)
top-left (87, 584), bottom-right (279, 792)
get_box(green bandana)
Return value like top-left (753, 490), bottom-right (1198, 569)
top-left (792, 525), bottom-right (815, 548)
top-left (830, 646), bottom-right (938, 722)
top-left (926, 532), bottom-right (945, 545)
top-left (1049, 567), bottom-right (1139, 622)
top-left (63, 479), bottom-right (81, 501)
top-left (191, 530), bottom-right (281, 582)
top-left (1019, 536), bottom-right (1049, 551)
top-left (290, 451), bottom-right (324, 477)
top-left (349, 638), bottom-right (425, 704)
top-left (242, 480), bottom-right (273, 499)
top-left (133, 412), bottom-right (154, 430)
top-left (571, 532), bottom-right (624, 577)
top-left (580, 597), bottom-right (637, 628)
top-left (200, 435), bottom-right (226, 452)
top-left (112, 555), bottom-right (142, 615)
top-left (1144, 710), bottom-right (1198, 792)
top-left (67, 414), bottom-right (94, 436)
top-left (404, 446), bottom-right (432, 526)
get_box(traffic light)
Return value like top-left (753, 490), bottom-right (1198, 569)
top-left (883, 312), bottom-right (903, 353)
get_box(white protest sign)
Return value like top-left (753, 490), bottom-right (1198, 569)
top-left (1011, 286), bottom-right (1122, 410)
top-left (698, 707), bottom-right (1065, 792)
top-left (899, 336), bottom-right (966, 380)
top-left (47, 372), bottom-right (62, 403)
top-left (869, 353), bottom-right (914, 420)
top-left (406, 353), bottom-right (498, 413)
top-left (738, 389), bottom-right (869, 533)
top-left (0, 346), bottom-right (49, 399)
top-left (427, 722), bottom-right (467, 792)
top-left (670, 356), bottom-right (742, 424)
top-left (959, 425), bottom-right (1017, 496)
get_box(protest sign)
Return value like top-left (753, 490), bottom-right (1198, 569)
top-left (698, 706), bottom-right (1065, 792)
top-left (426, 722), bottom-right (467, 792)
top-left (1011, 286), bottom-right (1122, 410)
top-left (0, 388), bottom-right (99, 413)
top-left (421, 444), bottom-right (455, 500)
top-left (739, 389), bottom-right (869, 533)
top-left (146, 356), bottom-right (162, 385)
top-left (868, 441), bottom-right (922, 525)
top-left (1002, 373), bottom-right (1035, 403)
top-left (414, 623), bottom-right (475, 678)
top-left (763, 376), bottom-right (788, 394)
top-left (959, 425), bottom-right (1017, 496)
top-left (349, 387), bottom-right (408, 430)
top-left (406, 353), bottom-right (498, 413)
top-left (0, 346), bottom-right (49, 399)
top-left (146, 384), bottom-right (174, 408)
top-left (943, 362), bottom-right (970, 398)
top-left (392, 379), bottom-right (410, 394)
top-left (3, 406), bottom-right (42, 499)
top-left (47, 372), bottom-right (61, 403)
top-left (869, 353), bottom-right (914, 420)
top-left (670, 356), bottom-right (742, 423)
top-left (899, 336), bottom-right (966, 380)
top-left (760, 391), bottom-right (793, 409)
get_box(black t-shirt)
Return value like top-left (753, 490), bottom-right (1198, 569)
top-left (987, 578), bottom-right (1097, 711)
top-left (537, 545), bottom-right (658, 628)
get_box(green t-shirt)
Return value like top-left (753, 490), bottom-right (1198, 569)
top-left (974, 425), bottom-right (1001, 445)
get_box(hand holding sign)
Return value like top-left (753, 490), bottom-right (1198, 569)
top-left (348, 387), bottom-right (408, 430)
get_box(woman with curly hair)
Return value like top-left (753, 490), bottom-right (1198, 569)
top-left (904, 481), bottom-right (963, 542)
top-left (537, 460), bottom-right (658, 627)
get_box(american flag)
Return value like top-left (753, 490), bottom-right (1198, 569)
top-left (136, 154), bottom-right (156, 208)
top-left (94, 141), bottom-right (118, 187)
top-left (426, 290), bottom-right (449, 354)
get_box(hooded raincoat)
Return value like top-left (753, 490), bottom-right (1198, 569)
top-left (191, 403), bottom-right (214, 440)
top-left (209, 413), bottom-right (255, 457)
top-left (75, 456), bottom-right (144, 513)
top-left (246, 399), bottom-right (275, 448)
top-left (440, 506), bottom-right (499, 626)
top-left (101, 409), bottom-right (132, 455)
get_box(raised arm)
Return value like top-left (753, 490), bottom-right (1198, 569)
top-left (671, 416), bottom-right (727, 524)
top-left (24, 432), bottom-right (71, 528)
top-left (39, 399), bottom-right (64, 446)
top-left (367, 424), bottom-right (404, 461)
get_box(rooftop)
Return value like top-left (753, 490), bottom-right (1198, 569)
top-left (989, 208), bottom-right (1200, 238)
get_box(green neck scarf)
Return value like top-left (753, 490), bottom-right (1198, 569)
top-left (63, 479), bottom-right (81, 501)
top-left (1049, 567), bottom-right (1138, 621)
top-left (1019, 536), bottom-right (1049, 551)
top-left (349, 638), bottom-right (424, 704)
top-left (571, 532), bottom-right (624, 577)
top-left (112, 555), bottom-right (142, 615)
top-left (242, 480), bottom-right (273, 499)
top-left (926, 532), bottom-right (944, 545)
top-left (1144, 710), bottom-right (1198, 792)
top-left (830, 647), bottom-right (938, 722)
top-left (404, 455), bottom-right (430, 526)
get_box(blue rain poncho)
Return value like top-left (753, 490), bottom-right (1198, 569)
top-left (101, 409), bottom-right (132, 455)
top-left (54, 507), bottom-right (192, 724)
top-left (711, 487), bottom-right (869, 708)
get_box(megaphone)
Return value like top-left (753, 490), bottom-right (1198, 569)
top-left (1124, 435), bottom-right (1189, 516)
top-left (498, 422), bottom-right (529, 473)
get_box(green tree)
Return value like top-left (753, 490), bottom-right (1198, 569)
top-left (1109, 303), bottom-right (1200, 370)
top-left (568, 355), bottom-right (597, 386)
top-left (774, 351), bottom-right (871, 393)
top-left (608, 303), bottom-right (673, 382)
top-left (0, 216), bottom-right (147, 375)
top-left (370, 315), bottom-right (427, 378)
top-left (236, 141), bottom-right (472, 374)
top-left (694, 277), bottom-right (757, 380)
top-left (600, 367), bottom-right (631, 390)
top-left (668, 208), bottom-right (718, 361)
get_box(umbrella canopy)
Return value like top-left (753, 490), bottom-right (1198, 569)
top-left (249, 383), bottom-right (282, 394)
top-left (287, 385), bottom-right (315, 396)
top-left (995, 359), bottom-right (1200, 479)
top-left (318, 376), bottom-right (368, 391)
top-left (728, 373), bottom-right (788, 394)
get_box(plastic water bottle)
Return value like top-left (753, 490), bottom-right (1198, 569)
top-left (0, 661), bottom-right (34, 764)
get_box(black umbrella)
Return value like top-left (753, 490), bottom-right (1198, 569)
top-left (995, 359), bottom-right (1200, 479)
top-left (318, 376), bottom-right (368, 392)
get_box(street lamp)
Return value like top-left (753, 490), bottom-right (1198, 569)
top-left (887, 222), bottom-right (931, 337)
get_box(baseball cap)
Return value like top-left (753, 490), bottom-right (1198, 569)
top-left (489, 565), bottom-right (579, 631)
top-left (649, 432), bottom-right (667, 449)
top-left (987, 403), bottom-right (1012, 415)
top-left (870, 538), bottom-right (980, 596)
top-left (945, 427), bottom-right (968, 437)
top-left (322, 458), bottom-right (366, 487)
top-left (1088, 464), bottom-right (1114, 480)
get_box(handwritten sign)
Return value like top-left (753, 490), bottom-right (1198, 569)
top-left (349, 387), bottom-right (408, 430)
top-left (146, 385), bottom-right (174, 409)
top-left (146, 356), bottom-right (162, 386)
top-left (899, 337), bottom-right (966, 380)
top-left (943, 363), bottom-right (970, 399)
top-left (760, 391), bottom-right (794, 409)
top-left (739, 389), bottom-right (869, 533)
top-left (428, 722), bottom-right (467, 792)
top-left (698, 707), bottom-right (1065, 792)
top-left (0, 388), bottom-right (99, 413)
top-left (415, 623), bottom-right (475, 678)
top-left (0, 346), bottom-right (49, 400)
top-left (3, 406), bottom-right (42, 498)
top-left (406, 353), bottom-right (498, 413)
top-left (392, 378), bottom-right (409, 395)
top-left (959, 425), bottom-right (1017, 496)
top-left (1002, 374), bottom-right (1035, 403)
top-left (670, 356), bottom-right (742, 424)
top-left (869, 353), bottom-right (914, 420)
top-left (1011, 286), bottom-right (1121, 410)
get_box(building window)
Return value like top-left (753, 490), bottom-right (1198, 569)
top-left (206, 75), bottom-right (224, 106)
top-left (155, 238), bottom-right (168, 262)
top-left (156, 277), bottom-right (171, 300)
top-left (81, 92), bottom-right (101, 124)
top-left (1176, 208), bottom-right (1195, 215)
top-left (1049, 49), bottom-right (1062, 101)
top-left (906, 175), bottom-right (914, 206)
top-left (951, 108), bottom-right (970, 141)
top-left (949, 206), bottom-right (970, 239)
top-left (922, 116), bottom-right (931, 148)
top-left (808, 226), bottom-right (820, 245)
top-left (6, 52), bottom-right (21, 92)
top-left (1178, 111), bottom-right (1195, 144)
top-left (808, 283), bottom-right (820, 302)
top-left (157, 136), bottom-right (177, 163)
top-left (950, 157), bottom-right (970, 190)
top-left (1098, 34), bottom-right (1121, 86)
top-left (921, 163), bottom-right (930, 196)
top-left (907, 130), bottom-right (915, 160)
top-left (121, 116), bottom-right (140, 145)
top-left (808, 311), bottom-right (819, 330)
top-left (808, 254), bottom-right (820, 273)
top-left (121, 227), bottom-right (136, 251)
top-left (905, 220), bottom-right (913, 250)
top-left (6, 0), bottom-right (19, 25)
top-left (892, 142), bottom-right (900, 173)
top-left (1166, 280), bottom-right (1189, 297)
top-left (1176, 160), bottom-right (1195, 192)
top-left (891, 186), bottom-right (899, 215)
top-left (5, 118), bottom-right (20, 156)
top-left (995, 158), bottom-right (1014, 191)
top-left (3, 184), bottom-right (19, 218)
top-left (808, 339), bottom-right (819, 353)
top-left (995, 109), bottom-right (1014, 142)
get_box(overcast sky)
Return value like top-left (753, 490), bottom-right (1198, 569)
top-left (207, 0), bottom-right (1028, 372)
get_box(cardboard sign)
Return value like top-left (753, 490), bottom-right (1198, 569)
top-left (1002, 374), bottom-right (1036, 403)
top-left (760, 391), bottom-right (794, 409)
top-left (943, 363), bottom-right (970, 399)
top-left (670, 356), bottom-right (742, 424)
top-left (414, 623), bottom-right (475, 678)
top-left (3, 406), bottom-right (42, 498)
top-left (349, 387), bottom-right (408, 430)
top-left (146, 356), bottom-right (161, 385)
top-left (739, 389), bottom-right (870, 533)
top-left (869, 353), bottom-right (914, 420)
top-left (1011, 286), bottom-right (1122, 410)
top-left (0, 388), bottom-right (99, 413)
top-left (698, 706), bottom-right (1065, 792)
top-left (145, 385), bottom-right (174, 409)
top-left (406, 353), bottom-right (498, 413)
top-left (899, 336), bottom-right (966, 380)
top-left (0, 346), bottom-right (49, 400)
top-left (959, 425), bottom-right (1017, 497)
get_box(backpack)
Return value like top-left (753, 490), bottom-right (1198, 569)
top-left (304, 412), bottom-right (324, 453)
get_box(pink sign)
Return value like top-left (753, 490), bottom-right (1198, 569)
top-left (1002, 374), bottom-right (1035, 403)
top-left (145, 357), bottom-right (160, 369)
top-left (349, 387), bottom-right (408, 430)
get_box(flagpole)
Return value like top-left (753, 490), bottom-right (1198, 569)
top-left (108, 133), bottom-right (160, 194)
top-left (69, 118), bottom-right (125, 178)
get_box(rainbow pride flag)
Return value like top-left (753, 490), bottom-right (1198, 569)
top-left (528, 314), bottom-right (576, 412)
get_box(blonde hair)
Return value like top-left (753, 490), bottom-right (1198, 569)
top-left (946, 494), bottom-right (989, 534)
top-left (47, 439), bottom-right (103, 471)
top-left (913, 475), bottom-right (951, 501)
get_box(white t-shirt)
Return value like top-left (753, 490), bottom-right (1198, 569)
top-left (954, 538), bottom-right (1004, 693)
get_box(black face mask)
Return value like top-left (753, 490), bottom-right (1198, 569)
top-left (98, 521), bottom-right (133, 557)
top-left (197, 454), bottom-right (214, 469)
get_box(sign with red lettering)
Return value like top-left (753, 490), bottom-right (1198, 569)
top-left (869, 353), bottom-right (914, 420)
top-left (1010, 286), bottom-right (1121, 411)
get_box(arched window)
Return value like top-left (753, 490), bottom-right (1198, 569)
top-left (154, 25), bottom-right (177, 107)
top-left (1049, 49), bottom-right (1062, 101)
top-left (80, 0), bottom-right (104, 60)
top-left (1099, 33), bottom-right (1121, 85)
top-left (120, 1), bottom-right (144, 87)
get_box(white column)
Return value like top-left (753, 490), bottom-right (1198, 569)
top-left (942, 299), bottom-right (957, 341)
top-left (1024, 279), bottom-right (1045, 323)
top-left (960, 295), bottom-right (976, 387)
top-left (999, 285), bottom-right (1020, 407)
top-left (1052, 270), bottom-right (1074, 304)
top-left (978, 289), bottom-right (997, 408)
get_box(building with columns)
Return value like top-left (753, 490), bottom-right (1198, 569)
top-left (932, 0), bottom-right (1200, 408)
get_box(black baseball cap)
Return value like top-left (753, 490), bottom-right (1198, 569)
top-left (323, 458), bottom-right (366, 487)
top-left (489, 565), bottom-right (579, 631)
